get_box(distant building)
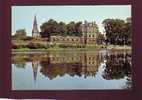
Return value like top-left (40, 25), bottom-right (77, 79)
top-left (32, 15), bottom-right (40, 38)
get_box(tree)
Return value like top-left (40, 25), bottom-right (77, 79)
top-left (58, 21), bottom-right (67, 36)
top-left (12, 29), bottom-right (27, 40)
top-left (66, 21), bottom-right (76, 36)
top-left (74, 21), bottom-right (82, 36)
top-left (66, 21), bottom-right (82, 36)
top-left (102, 18), bottom-right (131, 45)
top-left (40, 19), bottom-right (59, 38)
top-left (123, 17), bottom-right (132, 45)
top-left (16, 29), bottom-right (26, 36)
top-left (93, 21), bottom-right (99, 33)
top-left (96, 33), bottom-right (105, 44)
top-left (40, 19), bottom-right (83, 37)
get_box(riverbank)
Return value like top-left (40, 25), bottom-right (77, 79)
top-left (12, 45), bottom-right (131, 53)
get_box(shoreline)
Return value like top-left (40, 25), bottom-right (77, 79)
top-left (12, 45), bottom-right (131, 53)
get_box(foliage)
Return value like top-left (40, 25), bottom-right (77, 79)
top-left (22, 36), bottom-right (34, 41)
top-left (40, 19), bottom-right (83, 37)
top-left (12, 43), bottom-right (20, 49)
top-left (96, 33), bottom-right (105, 44)
top-left (12, 29), bottom-right (27, 39)
top-left (93, 21), bottom-right (99, 33)
top-left (102, 53), bottom-right (131, 80)
top-left (102, 18), bottom-right (131, 45)
top-left (58, 44), bottom-right (85, 48)
top-left (27, 42), bottom-right (47, 49)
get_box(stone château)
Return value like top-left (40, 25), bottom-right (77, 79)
top-left (32, 15), bottom-right (98, 44)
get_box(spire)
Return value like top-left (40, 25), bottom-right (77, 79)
top-left (32, 61), bottom-right (39, 83)
top-left (33, 15), bottom-right (37, 28)
top-left (32, 14), bottom-right (40, 38)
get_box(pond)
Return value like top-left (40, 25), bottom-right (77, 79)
top-left (12, 49), bottom-right (132, 90)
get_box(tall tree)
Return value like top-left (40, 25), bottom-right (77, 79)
top-left (58, 21), bottom-right (67, 36)
top-left (40, 19), bottom-right (58, 37)
top-left (66, 21), bottom-right (76, 36)
top-left (75, 21), bottom-right (82, 36)
top-left (96, 33), bottom-right (105, 44)
top-left (102, 18), bottom-right (131, 45)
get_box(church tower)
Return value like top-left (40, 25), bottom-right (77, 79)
top-left (32, 15), bottom-right (40, 38)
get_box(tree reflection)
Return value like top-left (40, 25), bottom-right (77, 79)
top-left (102, 52), bottom-right (132, 80)
top-left (12, 54), bottom-right (27, 69)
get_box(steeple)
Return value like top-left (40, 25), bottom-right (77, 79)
top-left (32, 14), bottom-right (40, 38)
top-left (32, 61), bottom-right (39, 83)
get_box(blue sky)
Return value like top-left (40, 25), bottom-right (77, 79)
top-left (12, 5), bottom-right (131, 36)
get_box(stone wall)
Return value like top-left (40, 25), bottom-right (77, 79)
top-left (50, 36), bottom-right (82, 44)
top-left (50, 35), bottom-right (97, 45)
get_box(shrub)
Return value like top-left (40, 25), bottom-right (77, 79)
top-left (58, 44), bottom-right (84, 48)
top-left (22, 36), bottom-right (33, 41)
top-left (27, 42), bottom-right (47, 49)
top-left (12, 43), bottom-right (20, 49)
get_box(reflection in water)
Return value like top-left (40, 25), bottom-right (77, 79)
top-left (12, 50), bottom-right (132, 90)
top-left (102, 52), bottom-right (132, 89)
top-left (103, 53), bottom-right (131, 80)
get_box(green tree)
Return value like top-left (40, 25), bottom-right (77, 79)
top-left (66, 21), bottom-right (76, 36)
top-left (66, 21), bottom-right (82, 36)
top-left (40, 19), bottom-right (59, 37)
top-left (58, 21), bottom-right (67, 36)
top-left (123, 17), bottom-right (132, 45)
top-left (13, 29), bottom-right (27, 38)
top-left (16, 29), bottom-right (26, 36)
top-left (102, 18), bottom-right (131, 45)
top-left (12, 29), bottom-right (27, 39)
top-left (96, 33), bottom-right (105, 44)
top-left (75, 21), bottom-right (82, 36)
top-left (93, 21), bottom-right (99, 33)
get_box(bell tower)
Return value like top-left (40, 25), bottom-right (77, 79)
top-left (32, 15), bottom-right (40, 38)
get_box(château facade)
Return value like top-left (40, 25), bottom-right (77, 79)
top-left (32, 15), bottom-right (98, 44)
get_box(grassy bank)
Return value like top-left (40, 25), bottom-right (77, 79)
top-left (12, 44), bottom-right (131, 52)
top-left (12, 39), bottom-right (131, 52)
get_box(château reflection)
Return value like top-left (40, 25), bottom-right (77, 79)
top-left (12, 50), bottom-right (132, 89)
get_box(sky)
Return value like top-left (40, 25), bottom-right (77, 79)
top-left (12, 5), bottom-right (131, 36)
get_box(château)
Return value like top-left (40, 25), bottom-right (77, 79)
top-left (32, 15), bottom-right (98, 45)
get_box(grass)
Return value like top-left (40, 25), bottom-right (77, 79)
top-left (12, 44), bottom-right (131, 53)
top-left (12, 39), bottom-right (131, 52)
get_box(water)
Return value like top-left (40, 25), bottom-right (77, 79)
top-left (12, 50), bottom-right (132, 90)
